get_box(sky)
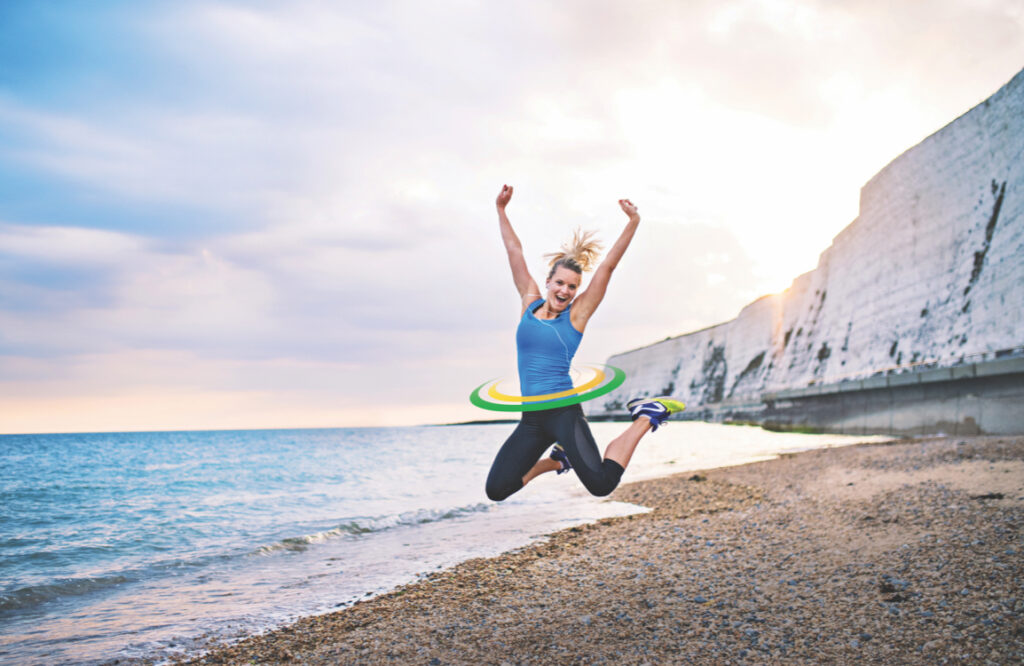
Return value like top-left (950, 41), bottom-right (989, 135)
top-left (1, 0), bottom-right (1022, 433)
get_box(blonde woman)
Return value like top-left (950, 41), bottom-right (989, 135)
top-left (485, 184), bottom-right (684, 501)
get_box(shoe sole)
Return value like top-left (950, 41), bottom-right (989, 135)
top-left (627, 396), bottom-right (686, 414)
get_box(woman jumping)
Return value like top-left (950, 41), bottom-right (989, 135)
top-left (485, 184), bottom-right (684, 502)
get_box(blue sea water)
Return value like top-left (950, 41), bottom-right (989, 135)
top-left (0, 423), bottom-right (887, 664)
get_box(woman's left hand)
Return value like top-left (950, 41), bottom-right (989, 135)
top-left (618, 198), bottom-right (640, 222)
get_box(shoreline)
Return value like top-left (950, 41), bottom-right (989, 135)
top-left (171, 435), bottom-right (1023, 664)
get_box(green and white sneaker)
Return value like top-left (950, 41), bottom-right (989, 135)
top-left (627, 397), bottom-right (686, 431)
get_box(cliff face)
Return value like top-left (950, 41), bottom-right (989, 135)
top-left (590, 68), bottom-right (1024, 419)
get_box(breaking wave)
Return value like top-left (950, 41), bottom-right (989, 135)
top-left (253, 503), bottom-right (492, 554)
top-left (0, 574), bottom-right (134, 613)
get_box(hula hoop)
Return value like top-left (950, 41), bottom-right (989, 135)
top-left (469, 364), bottom-right (626, 412)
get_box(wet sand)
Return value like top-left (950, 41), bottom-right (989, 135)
top-left (176, 435), bottom-right (1024, 664)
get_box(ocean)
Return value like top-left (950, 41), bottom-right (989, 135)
top-left (0, 422), bottom-right (887, 664)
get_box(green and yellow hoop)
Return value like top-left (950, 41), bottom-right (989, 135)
top-left (469, 364), bottom-right (626, 412)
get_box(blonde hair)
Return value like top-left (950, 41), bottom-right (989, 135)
top-left (543, 228), bottom-right (603, 277)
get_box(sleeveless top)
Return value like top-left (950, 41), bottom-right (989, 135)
top-left (516, 298), bottom-right (583, 398)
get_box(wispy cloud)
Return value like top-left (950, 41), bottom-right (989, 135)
top-left (1, 0), bottom-right (1022, 431)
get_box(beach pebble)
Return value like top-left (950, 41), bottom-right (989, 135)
top-left (177, 435), bottom-right (1024, 666)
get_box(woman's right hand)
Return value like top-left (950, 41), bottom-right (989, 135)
top-left (618, 198), bottom-right (640, 222)
top-left (496, 184), bottom-right (514, 210)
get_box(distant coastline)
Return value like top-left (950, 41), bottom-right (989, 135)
top-left (433, 418), bottom-right (519, 426)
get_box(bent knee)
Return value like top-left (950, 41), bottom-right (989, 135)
top-left (485, 480), bottom-right (518, 502)
top-left (583, 480), bottom-right (618, 497)
top-left (580, 461), bottom-right (624, 497)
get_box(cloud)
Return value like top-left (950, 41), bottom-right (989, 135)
top-left (0, 223), bottom-right (142, 316)
top-left (1, 1), bottom-right (1022, 431)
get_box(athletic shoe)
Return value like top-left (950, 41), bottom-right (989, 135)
top-left (550, 444), bottom-right (572, 475)
top-left (627, 396), bottom-right (686, 431)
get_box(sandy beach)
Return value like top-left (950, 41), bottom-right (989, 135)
top-left (173, 434), bottom-right (1024, 665)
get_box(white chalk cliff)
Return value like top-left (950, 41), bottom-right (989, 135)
top-left (589, 68), bottom-right (1024, 418)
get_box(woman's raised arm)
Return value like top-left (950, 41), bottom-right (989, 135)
top-left (496, 185), bottom-right (541, 308)
top-left (570, 198), bottom-right (640, 331)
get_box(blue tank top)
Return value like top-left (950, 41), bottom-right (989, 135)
top-left (516, 298), bottom-right (583, 397)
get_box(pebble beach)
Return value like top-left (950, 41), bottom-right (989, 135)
top-left (174, 434), bottom-right (1024, 665)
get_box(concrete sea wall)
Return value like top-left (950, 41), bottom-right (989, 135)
top-left (589, 68), bottom-right (1024, 435)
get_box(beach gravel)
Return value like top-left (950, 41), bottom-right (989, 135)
top-left (173, 435), bottom-right (1024, 665)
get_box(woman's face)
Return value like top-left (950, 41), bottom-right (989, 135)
top-left (546, 265), bottom-right (581, 312)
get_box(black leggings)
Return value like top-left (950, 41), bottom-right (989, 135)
top-left (485, 404), bottom-right (625, 501)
